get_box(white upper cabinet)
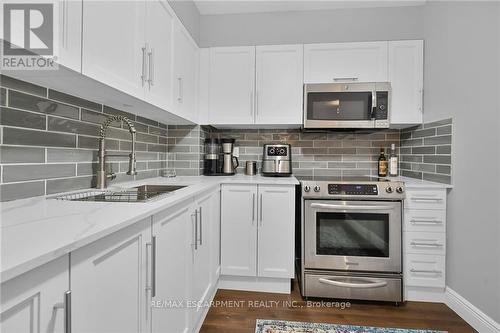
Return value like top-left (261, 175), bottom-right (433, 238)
top-left (388, 40), bottom-right (424, 126)
top-left (82, 0), bottom-right (146, 100)
top-left (304, 41), bottom-right (388, 83)
top-left (173, 19), bottom-right (199, 122)
top-left (145, 0), bottom-right (175, 112)
top-left (209, 47), bottom-right (256, 124)
top-left (57, 0), bottom-right (82, 72)
top-left (255, 45), bottom-right (303, 125)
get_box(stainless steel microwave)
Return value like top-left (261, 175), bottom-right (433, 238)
top-left (303, 82), bottom-right (391, 129)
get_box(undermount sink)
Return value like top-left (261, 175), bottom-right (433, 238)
top-left (54, 184), bottom-right (187, 202)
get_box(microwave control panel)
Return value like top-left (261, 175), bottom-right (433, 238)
top-left (375, 91), bottom-right (388, 120)
top-left (328, 184), bottom-right (378, 196)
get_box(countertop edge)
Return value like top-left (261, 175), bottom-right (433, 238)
top-left (1, 175), bottom-right (298, 282)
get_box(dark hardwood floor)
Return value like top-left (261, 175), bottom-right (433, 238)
top-left (200, 281), bottom-right (476, 332)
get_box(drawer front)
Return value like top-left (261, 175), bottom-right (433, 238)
top-left (404, 210), bottom-right (446, 232)
top-left (304, 273), bottom-right (402, 302)
top-left (404, 231), bottom-right (446, 255)
top-left (404, 189), bottom-right (447, 210)
top-left (404, 254), bottom-right (445, 288)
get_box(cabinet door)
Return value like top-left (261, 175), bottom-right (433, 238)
top-left (388, 40), bottom-right (424, 125)
top-left (152, 203), bottom-right (192, 333)
top-left (57, 0), bottom-right (82, 72)
top-left (210, 188), bottom-right (221, 284)
top-left (257, 185), bottom-right (295, 278)
top-left (1, 256), bottom-right (69, 333)
top-left (191, 191), bottom-right (214, 327)
top-left (71, 218), bottom-right (150, 333)
top-left (255, 45), bottom-right (303, 125)
top-left (173, 20), bottom-right (199, 122)
top-left (220, 184), bottom-right (257, 276)
top-left (145, 0), bottom-right (175, 111)
top-left (209, 47), bottom-right (255, 124)
top-left (304, 42), bottom-right (388, 83)
top-left (82, 1), bottom-right (146, 100)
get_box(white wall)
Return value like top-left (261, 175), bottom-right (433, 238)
top-left (423, 1), bottom-right (500, 323)
top-left (199, 5), bottom-right (424, 47)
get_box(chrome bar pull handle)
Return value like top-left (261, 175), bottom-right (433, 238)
top-left (250, 90), bottom-right (254, 116)
top-left (177, 77), bottom-right (183, 102)
top-left (333, 77), bottom-right (358, 82)
top-left (141, 44), bottom-right (148, 86)
top-left (198, 206), bottom-right (203, 246)
top-left (252, 193), bottom-right (255, 224)
top-left (410, 241), bottom-right (443, 248)
top-left (193, 209), bottom-right (198, 250)
top-left (53, 290), bottom-right (72, 333)
top-left (410, 218), bottom-right (442, 225)
top-left (147, 49), bottom-right (154, 88)
top-left (151, 236), bottom-right (157, 297)
top-left (410, 268), bottom-right (442, 274)
top-left (259, 193), bottom-right (263, 226)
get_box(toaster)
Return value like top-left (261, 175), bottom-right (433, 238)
top-left (261, 144), bottom-right (292, 177)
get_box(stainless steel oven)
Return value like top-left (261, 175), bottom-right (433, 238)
top-left (303, 82), bottom-right (391, 129)
top-left (300, 178), bottom-right (404, 303)
top-left (304, 200), bottom-right (401, 273)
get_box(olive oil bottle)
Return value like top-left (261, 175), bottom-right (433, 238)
top-left (378, 148), bottom-right (388, 177)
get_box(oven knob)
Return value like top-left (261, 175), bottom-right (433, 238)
top-left (314, 185), bottom-right (321, 192)
top-left (385, 186), bottom-right (393, 193)
top-left (396, 186), bottom-right (404, 194)
top-left (304, 185), bottom-right (311, 192)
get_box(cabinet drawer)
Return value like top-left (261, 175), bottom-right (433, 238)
top-left (404, 189), bottom-right (446, 210)
top-left (404, 210), bottom-right (446, 232)
top-left (404, 232), bottom-right (445, 255)
top-left (404, 254), bottom-right (445, 288)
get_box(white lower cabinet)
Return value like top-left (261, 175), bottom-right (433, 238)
top-left (403, 187), bottom-right (447, 302)
top-left (221, 184), bottom-right (295, 281)
top-left (0, 255), bottom-right (69, 333)
top-left (151, 201), bottom-right (192, 333)
top-left (71, 218), bottom-right (151, 333)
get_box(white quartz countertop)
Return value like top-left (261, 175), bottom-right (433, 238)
top-left (0, 175), bottom-right (298, 282)
top-left (393, 176), bottom-right (453, 189)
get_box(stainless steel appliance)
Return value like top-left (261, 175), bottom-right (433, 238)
top-left (261, 144), bottom-right (292, 177)
top-left (222, 138), bottom-right (239, 175)
top-left (300, 177), bottom-right (404, 303)
top-left (303, 82), bottom-right (391, 129)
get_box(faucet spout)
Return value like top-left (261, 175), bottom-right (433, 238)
top-left (96, 115), bottom-right (137, 189)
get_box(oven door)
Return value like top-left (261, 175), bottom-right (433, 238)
top-left (304, 200), bottom-right (402, 273)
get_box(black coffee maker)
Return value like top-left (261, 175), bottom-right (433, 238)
top-left (203, 138), bottom-right (238, 176)
top-left (203, 138), bottom-right (222, 175)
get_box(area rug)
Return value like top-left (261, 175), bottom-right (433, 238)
top-left (255, 320), bottom-right (447, 333)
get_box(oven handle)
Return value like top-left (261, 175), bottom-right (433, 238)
top-left (318, 277), bottom-right (388, 289)
top-left (310, 203), bottom-right (391, 211)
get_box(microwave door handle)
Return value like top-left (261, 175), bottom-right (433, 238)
top-left (371, 91), bottom-right (377, 119)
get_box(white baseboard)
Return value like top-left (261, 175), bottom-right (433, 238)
top-left (445, 287), bottom-right (500, 333)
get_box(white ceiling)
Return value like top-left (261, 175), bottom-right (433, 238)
top-left (193, 0), bottom-right (426, 16)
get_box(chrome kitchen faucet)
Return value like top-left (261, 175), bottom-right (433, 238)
top-left (96, 115), bottom-right (137, 189)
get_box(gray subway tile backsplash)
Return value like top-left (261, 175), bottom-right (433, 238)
top-left (9, 90), bottom-right (80, 119)
top-left (0, 107), bottom-right (46, 130)
top-left (3, 164), bottom-right (75, 183)
top-left (0, 75), bottom-right (454, 201)
top-left (400, 118), bottom-right (453, 184)
top-left (3, 127), bottom-right (77, 147)
top-left (48, 89), bottom-right (102, 112)
top-left (1, 87), bottom-right (6, 106)
top-left (0, 75), bottom-right (171, 201)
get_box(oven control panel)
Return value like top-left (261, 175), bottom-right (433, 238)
top-left (328, 184), bottom-right (378, 196)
